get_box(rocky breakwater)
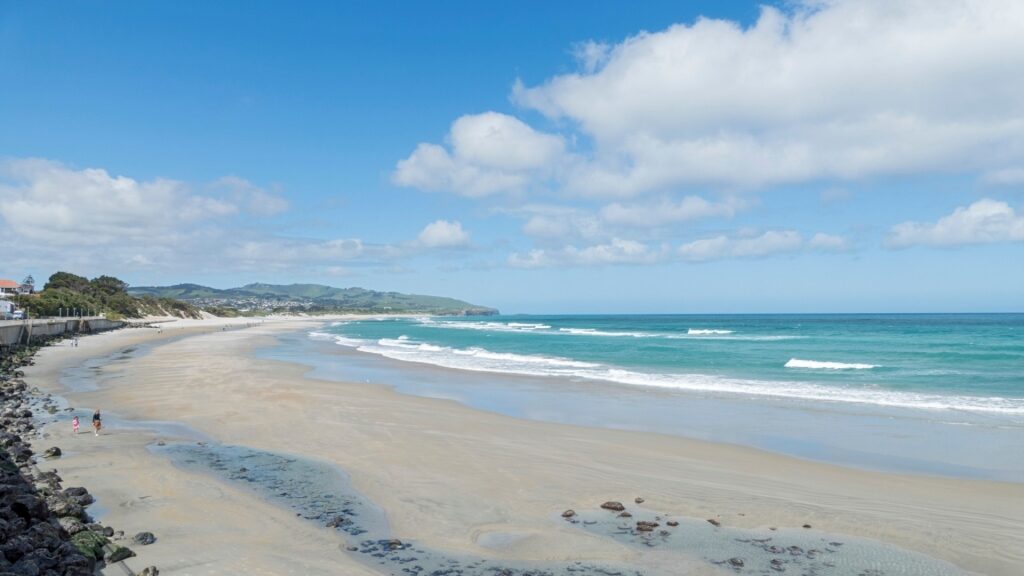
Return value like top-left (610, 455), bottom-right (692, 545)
top-left (1, 343), bottom-right (147, 575)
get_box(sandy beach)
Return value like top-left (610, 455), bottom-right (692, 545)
top-left (23, 319), bottom-right (1024, 576)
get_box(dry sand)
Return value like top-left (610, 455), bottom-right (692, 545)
top-left (23, 319), bottom-right (1024, 575)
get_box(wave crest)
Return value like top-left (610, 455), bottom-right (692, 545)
top-left (785, 358), bottom-right (878, 370)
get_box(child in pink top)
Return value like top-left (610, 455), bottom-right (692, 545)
top-left (72, 416), bottom-right (80, 434)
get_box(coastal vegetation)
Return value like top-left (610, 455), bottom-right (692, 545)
top-left (12, 272), bottom-right (201, 320)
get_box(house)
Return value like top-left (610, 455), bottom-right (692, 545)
top-left (0, 279), bottom-right (20, 296)
top-left (0, 299), bottom-right (14, 319)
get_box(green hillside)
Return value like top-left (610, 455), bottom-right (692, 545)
top-left (128, 283), bottom-right (497, 316)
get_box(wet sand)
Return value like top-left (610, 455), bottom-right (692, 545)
top-left (23, 320), bottom-right (1024, 575)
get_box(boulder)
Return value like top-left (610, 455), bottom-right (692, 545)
top-left (636, 521), bottom-right (659, 532)
top-left (139, 567), bottom-right (160, 576)
top-left (707, 518), bottom-right (721, 527)
top-left (41, 447), bottom-right (61, 459)
top-left (105, 545), bottom-right (135, 563)
top-left (600, 501), bottom-right (625, 512)
top-left (666, 520), bottom-right (679, 527)
top-left (46, 497), bottom-right (82, 519)
top-left (728, 557), bottom-right (744, 567)
top-left (561, 510), bottom-right (575, 518)
top-left (58, 517), bottom-right (87, 536)
top-left (132, 532), bottom-right (156, 546)
top-left (70, 530), bottom-right (107, 560)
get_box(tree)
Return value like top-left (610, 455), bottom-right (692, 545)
top-left (44, 272), bottom-right (90, 292)
top-left (90, 275), bottom-right (129, 296)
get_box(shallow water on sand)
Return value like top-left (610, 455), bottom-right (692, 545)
top-left (153, 441), bottom-right (965, 576)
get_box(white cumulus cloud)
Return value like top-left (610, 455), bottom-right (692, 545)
top-left (417, 219), bottom-right (471, 248)
top-left (507, 0), bottom-right (1024, 195)
top-left (509, 238), bottom-right (662, 268)
top-left (886, 199), bottom-right (1024, 248)
top-left (0, 158), bottom-right (236, 246)
top-left (600, 196), bottom-right (744, 227)
top-left (212, 175), bottom-right (289, 215)
top-left (393, 112), bottom-right (565, 197)
top-left (678, 230), bottom-right (805, 262)
top-left (808, 232), bottom-right (851, 251)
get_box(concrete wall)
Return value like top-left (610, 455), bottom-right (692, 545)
top-left (0, 317), bottom-right (124, 349)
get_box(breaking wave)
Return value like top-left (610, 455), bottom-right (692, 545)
top-left (785, 358), bottom-right (878, 370)
top-left (310, 332), bottom-right (1023, 415)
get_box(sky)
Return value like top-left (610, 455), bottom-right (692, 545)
top-left (1, 0), bottom-right (1022, 313)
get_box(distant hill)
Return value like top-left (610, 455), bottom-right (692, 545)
top-left (128, 283), bottom-right (498, 316)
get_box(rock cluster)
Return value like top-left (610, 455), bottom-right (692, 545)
top-left (1, 343), bottom-right (142, 575)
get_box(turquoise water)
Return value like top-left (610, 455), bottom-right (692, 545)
top-left (319, 314), bottom-right (1024, 416)
top-left (283, 314), bottom-right (1023, 480)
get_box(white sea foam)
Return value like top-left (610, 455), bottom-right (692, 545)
top-left (557, 328), bottom-right (652, 337)
top-left (785, 358), bottom-right (878, 370)
top-left (420, 320), bottom-right (553, 333)
top-left (315, 332), bottom-right (1024, 416)
top-left (507, 322), bottom-right (552, 330)
top-left (311, 333), bottom-right (363, 348)
top-left (417, 318), bottom-right (807, 341)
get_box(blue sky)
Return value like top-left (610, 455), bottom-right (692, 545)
top-left (1, 0), bottom-right (1022, 313)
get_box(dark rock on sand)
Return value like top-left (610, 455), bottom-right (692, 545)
top-left (635, 521), bottom-right (659, 532)
top-left (600, 501), bottom-right (626, 512)
top-left (618, 511), bottom-right (632, 518)
top-left (132, 532), bottom-right (156, 546)
top-left (707, 519), bottom-right (721, 527)
top-left (326, 515), bottom-right (347, 528)
top-left (561, 510), bottom-right (576, 518)
top-left (41, 447), bottom-right (61, 458)
top-left (802, 524), bottom-right (812, 529)
top-left (62, 487), bottom-right (94, 507)
top-left (666, 520), bottom-right (679, 527)
top-left (105, 544), bottom-right (135, 563)
top-left (634, 497), bottom-right (644, 504)
top-left (139, 567), bottom-right (160, 576)
top-left (728, 557), bottom-right (745, 567)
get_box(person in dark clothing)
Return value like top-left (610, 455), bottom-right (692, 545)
top-left (92, 409), bottom-right (102, 436)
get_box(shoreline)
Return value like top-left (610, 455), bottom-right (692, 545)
top-left (266, 329), bottom-right (1024, 482)
top-left (23, 319), bottom-right (1024, 575)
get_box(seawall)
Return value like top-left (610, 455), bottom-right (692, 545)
top-left (0, 318), bottom-right (124, 351)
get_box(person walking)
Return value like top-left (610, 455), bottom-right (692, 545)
top-left (72, 415), bottom-right (80, 435)
top-left (92, 410), bottom-right (102, 436)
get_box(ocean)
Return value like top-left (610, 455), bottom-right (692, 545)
top-left (262, 314), bottom-right (1024, 481)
